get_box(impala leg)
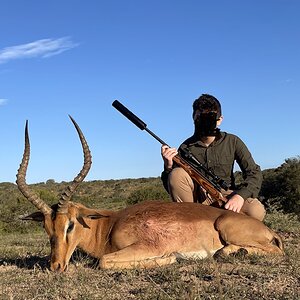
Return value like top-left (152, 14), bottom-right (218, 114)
top-left (214, 244), bottom-right (272, 258)
top-left (215, 213), bottom-right (284, 256)
top-left (100, 244), bottom-right (176, 269)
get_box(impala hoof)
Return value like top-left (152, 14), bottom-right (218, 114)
top-left (231, 248), bottom-right (248, 259)
top-left (213, 249), bottom-right (227, 262)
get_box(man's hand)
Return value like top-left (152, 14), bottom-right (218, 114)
top-left (224, 194), bottom-right (244, 213)
top-left (161, 145), bottom-right (178, 171)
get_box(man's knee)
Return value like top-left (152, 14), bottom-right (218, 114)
top-left (168, 168), bottom-right (193, 189)
top-left (168, 168), bottom-right (194, 202)
top-left (242, 198), bottom-right (266, 221)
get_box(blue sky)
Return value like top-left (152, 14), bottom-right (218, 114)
top-left (0, 0), bottom-right (299, 184)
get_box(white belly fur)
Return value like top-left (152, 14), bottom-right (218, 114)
top-left (174, 249), bottom-right (218, 260)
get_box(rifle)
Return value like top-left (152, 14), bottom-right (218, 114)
top-left (112, 100), bottom-right (229, 205)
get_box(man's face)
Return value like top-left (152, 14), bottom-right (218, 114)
top-left (193, 110), bottom-right (223, 136)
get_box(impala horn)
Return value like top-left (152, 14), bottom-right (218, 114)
top-left (57, 115), bottom-right (92, 214)
top-left (16, 120), bottom-right (53, 215)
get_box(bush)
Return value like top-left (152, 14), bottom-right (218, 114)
top-left (127, 186), bottom-right (169, 205)
top-left (260, 156), bottom-right (300, 216)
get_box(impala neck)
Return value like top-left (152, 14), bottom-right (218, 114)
top-left (78, 210), bottom-right (116, 258)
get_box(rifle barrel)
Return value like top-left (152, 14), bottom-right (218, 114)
top-left (112, 100), bottom-right (168, 145)
top-left (112, 100), bottom-right (147, 131)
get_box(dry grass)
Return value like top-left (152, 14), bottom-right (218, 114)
top-left (1, 213), bottom-right (299, 300)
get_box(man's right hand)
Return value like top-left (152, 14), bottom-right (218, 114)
top-left (161, 145), bottom-right (178, 171)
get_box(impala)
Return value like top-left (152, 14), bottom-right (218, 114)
top-left (17, 116), bottom-right (284, 272)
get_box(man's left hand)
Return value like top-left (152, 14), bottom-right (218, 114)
top-left (224, 194), bottom-right (244, 213)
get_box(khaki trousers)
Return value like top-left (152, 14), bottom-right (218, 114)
top-left (168, 167), bottom-right (266, 221)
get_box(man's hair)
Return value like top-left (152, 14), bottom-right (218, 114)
top-left (193, 94), bottom-right (222, 119)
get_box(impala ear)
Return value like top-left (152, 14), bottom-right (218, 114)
top-left (20, 211), bottom-right (45, 222)
top-left (78, 207), bottom-right (109, 220)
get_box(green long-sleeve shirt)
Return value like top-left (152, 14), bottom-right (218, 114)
top-left (161, 131), bottom-right (262, 200)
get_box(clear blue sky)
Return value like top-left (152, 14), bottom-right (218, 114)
top-left (0, 0), bottom-right (299, 184)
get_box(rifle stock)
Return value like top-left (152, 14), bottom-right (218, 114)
top-left (112, 100), bottom-right (227, 205)
top-left (172, 155), bottom-right (225, 204)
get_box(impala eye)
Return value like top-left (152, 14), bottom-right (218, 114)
top-left (67, 221), bottom-right (74, 233)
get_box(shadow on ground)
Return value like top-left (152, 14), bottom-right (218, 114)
top-left (0, 255), bottom-right (49, 270)
top-left (0, 249), bottom-right (99, 271)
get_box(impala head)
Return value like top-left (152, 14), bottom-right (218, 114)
top-left (16, 116), bottom-right (103, 272)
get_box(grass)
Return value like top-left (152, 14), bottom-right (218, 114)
top-left (0, 211), bottom-right (299, 300)
top-left (0, 178), bottom-right (299, 299)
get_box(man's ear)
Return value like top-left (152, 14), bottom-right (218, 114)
top-left (20, 211), bottom-right (45, 222)
top-left (78, 207), bottom-right (109, 220)
top-left (217, 115), bottom-right (224, 126)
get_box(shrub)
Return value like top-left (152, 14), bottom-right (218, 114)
top-left (260, 156), bottom-right (300, 216)
top-left (127, 186), bottom-right (169, 205)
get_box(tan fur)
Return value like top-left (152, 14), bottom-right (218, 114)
top-left (34, 200), bottom-right (284, 271)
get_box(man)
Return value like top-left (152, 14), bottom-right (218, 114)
top-left (161, 94), bottom-right (265, 221)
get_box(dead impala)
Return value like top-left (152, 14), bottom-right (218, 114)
top-left (16, 116), bottom-right (284, 272)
